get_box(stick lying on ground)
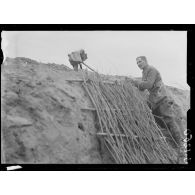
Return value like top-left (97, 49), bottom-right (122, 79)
top-left (81, 62), bottom-right (98, 73)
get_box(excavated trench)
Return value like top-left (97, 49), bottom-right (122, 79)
top-left (1, 57), bottom-right (189, 164)
top-left (1, 58), bottom-right (115, 164)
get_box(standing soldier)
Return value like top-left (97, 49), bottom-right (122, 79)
top-left (131, 56), bottom-right (185, 163)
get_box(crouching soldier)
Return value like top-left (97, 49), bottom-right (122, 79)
top-left (131, 56), bottom-right (185, 163)
top-left (68, 49), bottom-right (88, 71)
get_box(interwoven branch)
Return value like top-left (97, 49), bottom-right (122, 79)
top-left (82, 73), bottom-right (178, 164)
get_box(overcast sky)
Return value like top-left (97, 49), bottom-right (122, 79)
top-left (2, 31), bottom-right (188, 89)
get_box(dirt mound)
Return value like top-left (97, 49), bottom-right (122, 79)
top-left (166, 85), bottom-right (190, 116)
top-left (1, 57), bottom-right (190, 164)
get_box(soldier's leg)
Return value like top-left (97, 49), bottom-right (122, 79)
top-left (79, 63), bottom-right (83, 69)
top-left (166, 118), bottom-right (185, 163)
top-left (69, 60), bottom-right (79, 71)
top-left (74, 65), bottom-right (78, 71)
top-left (152, 93), bottom-right (185, 163)
top-left (148, 93), bottom-right (157, 110)
top-left (148, 90), bottom-right (166, 111)
top-left (172, 103), bottom-right (186, 138)
top-left (166, 119), bottom-right (182, 148)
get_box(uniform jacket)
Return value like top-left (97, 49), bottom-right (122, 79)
top-left (68, 49), bottom-right (87, 63)
top-left (68, 50), bottom-right (83, 62)
top-left (139, 65), bottom-right (163, 94)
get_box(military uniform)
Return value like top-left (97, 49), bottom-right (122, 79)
top-left (135, 64), bottom-right (184, 162)
top-left (137, 65), bottom-right (166, 109)
top-left (153, 96), bottom-right (184, 148)
top-left (68, 49), bottom-right (88, 71)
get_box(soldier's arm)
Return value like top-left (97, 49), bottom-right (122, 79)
top-left (139, 69), bottom-right (157, 90)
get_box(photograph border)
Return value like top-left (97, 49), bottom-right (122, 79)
top-left (0, 24), bottom-right (194, 171)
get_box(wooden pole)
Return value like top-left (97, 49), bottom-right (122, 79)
top-left (81, 62), bottom-right (98, 73)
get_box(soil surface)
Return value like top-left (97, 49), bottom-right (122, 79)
top-left (1, 57), bottom-right (190, 164)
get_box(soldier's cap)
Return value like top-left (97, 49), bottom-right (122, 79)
top-left (136, 56), bottom-right (147, 63)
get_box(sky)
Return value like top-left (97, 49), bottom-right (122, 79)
top-left (2, 31), bottom-right (188, 89)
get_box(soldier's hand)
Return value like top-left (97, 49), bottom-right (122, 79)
top-left (131, 79), bottom-right (140, 87)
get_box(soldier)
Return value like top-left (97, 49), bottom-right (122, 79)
top-left (132, 56), bottom-right (166, 109)
top-left (68, 49), bottom-right (88, 71)
top-left (131, 56), bottom-right (184, 163)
